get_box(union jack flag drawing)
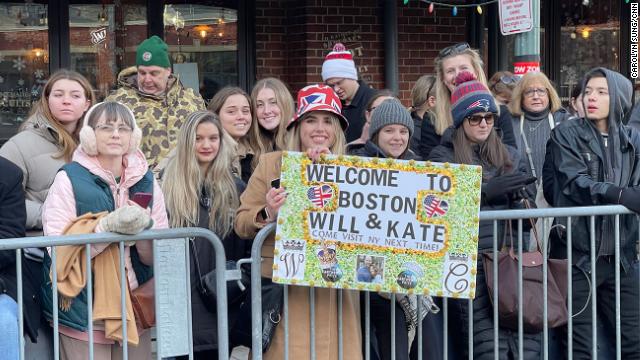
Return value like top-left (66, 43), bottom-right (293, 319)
top-left (467, 98), bottom-right (490, 111)
top-left (423, 195), bottom-right (448, 218)
top-left (307, 185), bottom-right (334, 207)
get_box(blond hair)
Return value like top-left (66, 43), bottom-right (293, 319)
top-left (162, 111), bottom-right (239, 237)
top-left (285, 112), bottom-right (346, 155)
top-left (434, 49), bottom-right (487, 135)
top-left (508, 72), bottom-right (562, 116)
top-left (248, 78), bottom-right (294, 169)
top-left (26, 69), bottom-right (95, 161)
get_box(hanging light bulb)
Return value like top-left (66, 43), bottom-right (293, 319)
top-left (477, 5), bottom-right (482, 15)
top-left (452, 6), bottom-right (458, 16)
top-left (581, 28), bottom-right (590, 39)
top-left (199, 29), bottom-right (207, 39)
top-left (428, 3), bottom-right (434, 13)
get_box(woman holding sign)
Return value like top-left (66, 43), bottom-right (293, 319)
top-left (349, 98), bottom-right (443, 360)
top-left (429, 72), bottom-right (538, 359)
top-left (235, 84), bottom-right (362, 360)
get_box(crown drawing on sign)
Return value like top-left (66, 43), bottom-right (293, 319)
top-left (282, 240), bottom-right (305, 251)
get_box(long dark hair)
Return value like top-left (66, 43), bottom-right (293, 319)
top-left (452, 127), bottom-right (512, 177)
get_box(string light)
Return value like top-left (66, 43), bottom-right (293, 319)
top-left (428, 2), bottom-right (434, 13)
top-left (476, 5), bottom-right (482, 14)
top-left (452, 6), bottom-right (457, 16)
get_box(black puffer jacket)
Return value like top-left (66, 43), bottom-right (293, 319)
top-left (429, 131), bottom-right (540, 359)
top-left (543, 67), bottom-right (639, 273)
top-left (188, 177), bottom-right (248, 352)
top-left (0, 156), bottom-right (40, 343)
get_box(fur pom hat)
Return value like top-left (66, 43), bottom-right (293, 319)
top-left (79, 101), bottom-right (142, 156)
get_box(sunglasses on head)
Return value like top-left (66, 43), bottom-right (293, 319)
top-left (466, 114), bottom-right (495, 126)
top-left (438, 42), bottom-right (471, 59)
top-left (500, 75), bottom-right (519, 84)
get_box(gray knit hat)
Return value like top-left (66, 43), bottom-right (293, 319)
top-left (369, 98), bottom-right (414, 138)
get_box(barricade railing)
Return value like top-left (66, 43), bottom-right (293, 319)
top-left (248, 205), bottom-right (638, 360)
top-left (0, 227), bottom-right (237, 360)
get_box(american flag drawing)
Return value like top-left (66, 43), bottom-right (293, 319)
top-left (307, 185), bottom-right (334, 207)
top-left (423, 195), bottom-right (448, 218)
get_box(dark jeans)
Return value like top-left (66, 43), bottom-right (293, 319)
top-left (363, 292), bottom-right (443, 360)
top-left (567, 257), bottom-right (640, 360)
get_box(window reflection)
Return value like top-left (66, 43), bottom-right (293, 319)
top-left (69, 1), bottom-right (147, 100)
top-left (0, 2), bottom-right (49, 144)
top-left (163, 3), bottom-right (238, 103)
top-left (559, 0), bottom-right (619, 105)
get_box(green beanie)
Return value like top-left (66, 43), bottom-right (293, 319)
top-left (136, 35), bottom-right (170, 68)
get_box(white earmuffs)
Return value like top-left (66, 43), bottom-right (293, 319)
top-left (79, 101), bottom-right (142, 156)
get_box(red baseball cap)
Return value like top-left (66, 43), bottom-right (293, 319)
top-left (287, 84), bottom-right (349, 130)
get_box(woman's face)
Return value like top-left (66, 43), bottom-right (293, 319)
top-left (48, 79), bottom-right (90, 127)
top-left (298, 112), bottom-right (336, 151)
top-left (194, 122), bottom-right (220, 168)
top-left (94, 114), bottom-right (132, 157)
top-left (462, 112), bottom-right (494, 144)
top-left (218, 94), bottom-right (251, 140)
top-left (255, 88), bottom-right (282, 131)
top-left (376, 124), bottom-right (410, 159)
top-left (522, 80), bottom-right (550, 113)
top-left (441, 54), bottom-right (476, 93)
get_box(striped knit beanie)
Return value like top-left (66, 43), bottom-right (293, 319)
top-left (322, 43), bottom-right (358, 81)
top-left (450, 71), bottom-right (498, 128)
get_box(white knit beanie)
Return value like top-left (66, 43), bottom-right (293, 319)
top-left (321, 43), bottom-right (358, 81)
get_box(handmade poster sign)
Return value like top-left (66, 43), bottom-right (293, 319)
top-left (272, 152), bottom-right (483, 299)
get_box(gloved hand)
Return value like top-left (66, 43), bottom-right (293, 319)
top-left (482, 174), bottom-right (537, 205)
top-left (99, 205), bottom-right (153, 235)
top-left (605, 186), bottom-right (640, 213)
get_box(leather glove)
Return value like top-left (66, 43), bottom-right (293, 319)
top-left (99, 205), bottom-right (153, 235)
top-left (604, 186), bottom-right (640, 213)
top-left (482, 174), bottom-right (537, 205)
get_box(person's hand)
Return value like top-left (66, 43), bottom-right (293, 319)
top-left (612, 187), bottom-right (640, 213)
top-left (99, 205), bottom-right (153, 235)
top-left (264, 186), bottom-right (287, 222)
top-left (482, 174), bottom-right (536, 205)
top-left (306, 146), bottom-right (331, 162)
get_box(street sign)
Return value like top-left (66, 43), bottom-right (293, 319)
top-left (499, 0), bottom-right (534, 35)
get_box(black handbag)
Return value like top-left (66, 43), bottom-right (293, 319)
top-left (189, 239), bottom-right (248, 309)
top-left (231, 276), bottom-right (284, 353)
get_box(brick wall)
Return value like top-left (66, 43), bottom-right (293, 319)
top-left (255, 0), bottom-right (467, 105)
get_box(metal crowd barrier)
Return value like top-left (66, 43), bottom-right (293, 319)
top-left (0, 227), bottom-right (236, 360)
top-left (249, 205), bottom-right (638, 360)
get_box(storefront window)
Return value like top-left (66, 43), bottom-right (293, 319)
top-left (69, 1), bottom-right (147, 100)
top-left (0, 2), bottom-right (49, 144)
top-left (559, 0), bottom-right (619, 104)
top-left (163, 3), bottom-right (238, 103)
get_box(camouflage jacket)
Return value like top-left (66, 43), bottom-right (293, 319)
top-left (105, 66), bottom-right (205, 169)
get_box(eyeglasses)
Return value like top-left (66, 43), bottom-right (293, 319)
top-left (466, 114), bottom-right (495, 126)
top-left (95, 124), bottom-right (133, 134)
top-left (437, 42), bottom-right (470, 59)
top-left (523, 88), bottom-right (548, 98)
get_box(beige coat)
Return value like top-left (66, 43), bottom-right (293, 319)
top-left (0, 114), bottom-right (66, 232)
top-left (235, 151), bottom-right (362, 360)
